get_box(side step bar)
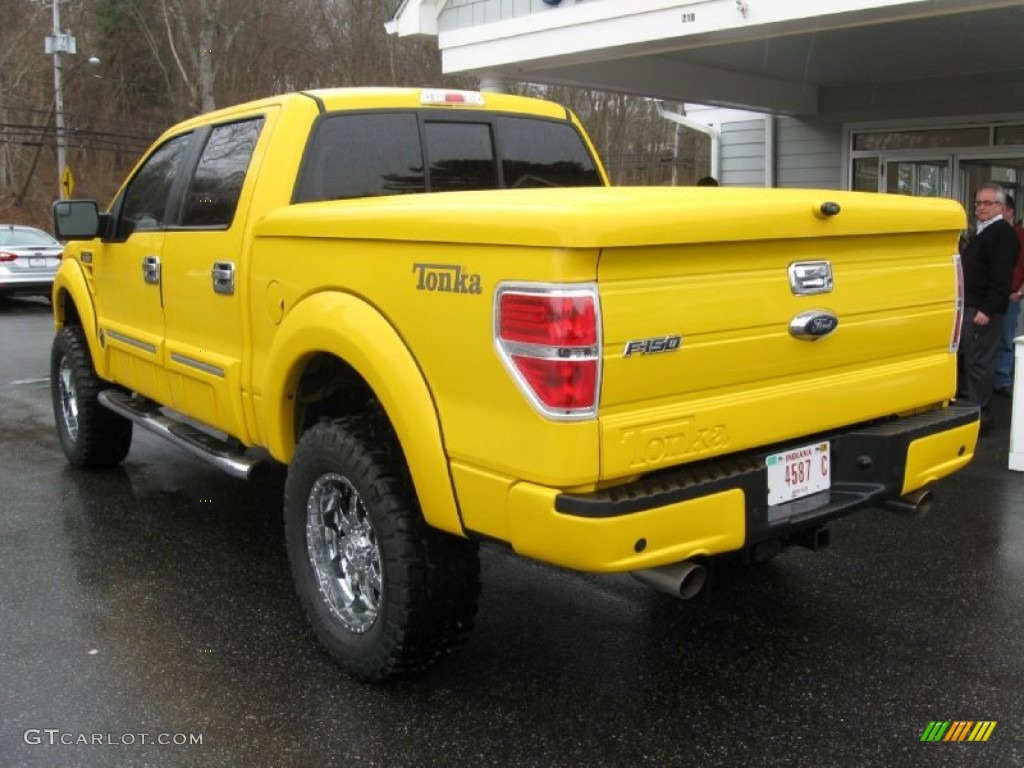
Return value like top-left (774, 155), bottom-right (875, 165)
top-left (98, 389), bottom-right (266, 480)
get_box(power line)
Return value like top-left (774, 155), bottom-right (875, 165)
top-left (1, 105), bottom-right (163, 141)
top-left (0, 122), bottom-right (152, 155)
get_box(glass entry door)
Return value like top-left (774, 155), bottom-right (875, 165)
top-left (881, 158), bottom-right (951, 197)
top-left (958, 157), bottom-right (1024, 220)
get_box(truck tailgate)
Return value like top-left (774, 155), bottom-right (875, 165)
top-left (596, 188), bottom-right (966, 479)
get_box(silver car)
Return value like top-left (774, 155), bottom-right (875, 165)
top-left (0, 224), bottom-right (63, 299)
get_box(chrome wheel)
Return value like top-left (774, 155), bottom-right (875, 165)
top-left (50, 326), bottom-right (132, 469)
top-left (285, 418), bottom-right (480, 681)
top-left (306, 472), bottom-right (382, 634)
top-left (57, 353), bottom-right (80, 442)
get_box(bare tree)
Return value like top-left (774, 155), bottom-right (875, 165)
top-left (1, 0), bottom-right (705, 229)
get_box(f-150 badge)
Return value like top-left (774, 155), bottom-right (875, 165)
top-left (623, 335), bottom-right (682, 357)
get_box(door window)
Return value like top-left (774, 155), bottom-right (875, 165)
top-left (958, 158), bottom-right (1024, 220)
top-left (181, 118), bottom-right (264, 228)
top-left (884, 159), bottom-right (950, 197)
top-left (116, 133), bottom-right (193, 238)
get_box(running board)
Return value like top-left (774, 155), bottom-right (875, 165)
top-left (98, 389), bottom-right (266, 480)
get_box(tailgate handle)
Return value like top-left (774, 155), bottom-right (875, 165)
top-left (789, 261), bottom-right (833, 295)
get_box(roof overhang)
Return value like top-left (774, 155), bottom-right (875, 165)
top-left (389, 0), bottom-right (1024, 119)
top-left (385, 0), bottom-right (445, 37)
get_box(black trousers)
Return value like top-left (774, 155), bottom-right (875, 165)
top-left (958, 305), bottom-right (1003, 428)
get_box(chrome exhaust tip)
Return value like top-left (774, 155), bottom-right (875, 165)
top-left (631, 560), bottom-right (707, 600)
top-left (881, 488), bottom-right (933, 518)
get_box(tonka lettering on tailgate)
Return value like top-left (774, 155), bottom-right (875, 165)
top-left (621, 418), bottom-right (730, 469)
top-left (413, 263), bottom-right (482, 295)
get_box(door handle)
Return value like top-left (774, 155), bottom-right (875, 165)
top-left (211, 261), bottom-right (235, 295)
top-left (142, 255), bottom-right (161, 285)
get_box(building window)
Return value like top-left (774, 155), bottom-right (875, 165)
top-left (995, 125), bottom-right (1024, 145)
top-left (852, 157), bottom-right (878, 192)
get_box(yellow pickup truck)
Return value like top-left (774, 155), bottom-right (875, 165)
top-left (50, 87), bottom-right (978, 681)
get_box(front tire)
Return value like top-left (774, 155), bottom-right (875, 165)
top-left (284, 418), bottom-right (480, 682)
top-left (50, 326), bottom-right (133, 469)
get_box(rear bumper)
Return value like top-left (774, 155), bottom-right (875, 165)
top-left (501, 402), bottom-right (979, 572)
top-left (0, 276), bottom-right (55, 296)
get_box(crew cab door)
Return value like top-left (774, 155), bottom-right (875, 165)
top-left (91, 133), bottom-right (194, 405)
top-left (159, 115), bottom-right (266, 439)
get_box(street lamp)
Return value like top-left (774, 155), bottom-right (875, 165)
top-left (45, 0), bottom-right (99, 200)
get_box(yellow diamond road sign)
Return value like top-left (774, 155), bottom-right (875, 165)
top-left (62, 165), bottom-right (75, 199)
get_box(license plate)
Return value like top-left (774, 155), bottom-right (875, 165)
top-left (766, 441), bottom-right (830, 506)
top-left (29, 257), bottom-right (45, 267)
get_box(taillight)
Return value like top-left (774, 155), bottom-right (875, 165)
top-left (0, 251), bottom-right (16, 263)
top-left (495, 284), bottom-right (601, 419)
top-left (950, 253), bottom-right (964, 353)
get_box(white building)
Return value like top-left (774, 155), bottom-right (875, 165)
top-left (388, 0), bottom-right (1024, 208)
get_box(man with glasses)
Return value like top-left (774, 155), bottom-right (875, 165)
top-left (959, 182), bottom-right (1020, 433)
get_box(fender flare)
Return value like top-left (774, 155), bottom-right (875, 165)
top-left (51, 260), bottom-right (106, 378)
top-left (260, 292), bottom-right (463, 536)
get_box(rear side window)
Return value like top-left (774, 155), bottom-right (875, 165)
top-left (295, 110), bottom-right (600, 203)
top-left (181, 118), bottom-right (264, 228)
top-left (296, 113), bottom-right (424, 202)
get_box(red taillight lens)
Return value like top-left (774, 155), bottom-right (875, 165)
top-left (510, 357), bottom-right (598, 410)
top-left (496, 286), bottom-right (600, 418)
top-left (499, 293), bottom-right (597, 346)
top-left (0, 251), bottom-right (16, 263)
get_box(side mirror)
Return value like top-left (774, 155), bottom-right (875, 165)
top-left (53, 200), bottom-right (101, 240)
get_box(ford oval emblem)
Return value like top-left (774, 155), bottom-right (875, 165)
top-left (789, 310), bottom-right (839, 341)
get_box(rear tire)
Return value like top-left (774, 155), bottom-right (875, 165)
top-left (50, 326), bottom-right (133, 469)
top-left (284, 417), bottom-right (480, 682)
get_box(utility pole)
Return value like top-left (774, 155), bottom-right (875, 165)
top-left (45, 0), bottom-right (75, 200)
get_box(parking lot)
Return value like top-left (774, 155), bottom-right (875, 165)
top-left (1, 295), bottom-right (1021, 767)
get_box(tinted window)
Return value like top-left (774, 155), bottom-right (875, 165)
top-left (424, 121), bottom-right (498, 191)
top-left (296, 113), bottom-right (424, 202)
top-left (181, 118), bottom-right (264, 228)
top-left (117, 133), bottom-right (192, 237)
top-left (497, 116), bottom-right (601, 188)
top-left (294, 111), bottom-right (601, 203)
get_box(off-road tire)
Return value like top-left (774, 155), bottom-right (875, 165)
top-left (284, 417), bottom-right (480, 682)
top-left (50, 326), bottom-right (133, 469)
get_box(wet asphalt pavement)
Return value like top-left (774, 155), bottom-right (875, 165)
top-left (1, 296), bottom-right (1022, 768)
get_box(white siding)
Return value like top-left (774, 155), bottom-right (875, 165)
top-left (774, 119), bottom-right (843, 190)
top-left (719, 120), bottom-right (764, 187)
top-left (715, 117), bottom-right (843, 189)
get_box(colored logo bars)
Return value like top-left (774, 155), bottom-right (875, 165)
top-left (921, 721), bottom-right (997, 742)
